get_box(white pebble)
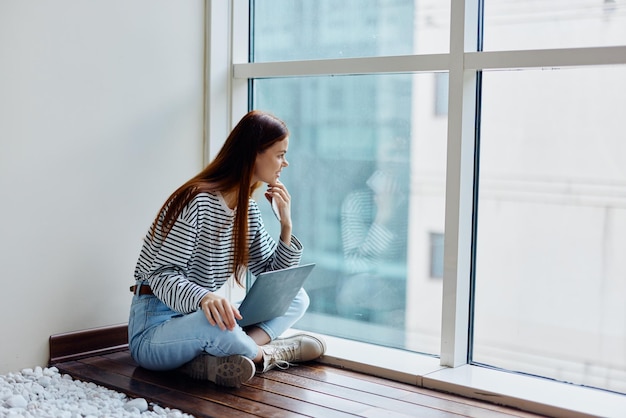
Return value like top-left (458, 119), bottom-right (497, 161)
top-left (43, 367), bottom-right (58, 376)
top-left (124, 397), bottom-right (148, 412)
top-left (37, 376), bottom-right (52, 388)
top-left (1, 389), bottom-right (13, 401)
top-left (6, 394), bottom-right (28, 408)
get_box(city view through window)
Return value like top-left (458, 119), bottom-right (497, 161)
top-left (250, 0), bottom-right (626, 394)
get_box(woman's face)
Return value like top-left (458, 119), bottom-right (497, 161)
top-left (253, 137), bottom-right (289, 186)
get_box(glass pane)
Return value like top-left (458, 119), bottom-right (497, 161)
top-left (484, 0), bottom-right (626, 51)
top-left (252, 73), bottom-right (447, 355)
top-left (251, 0), bottom-right (450, 62)
top-left (474, 66), bottom-right (626, 393)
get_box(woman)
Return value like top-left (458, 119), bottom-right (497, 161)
top-left (128, 110), bottom-right (326, 387)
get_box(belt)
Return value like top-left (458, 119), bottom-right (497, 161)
top-left (130, 284), bottom-right (154, 296)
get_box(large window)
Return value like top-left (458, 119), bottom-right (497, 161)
top-left (238, 0), bottom-right (626, 400)
top-left (474, 66), bottom-right (626, 393)
top-left (253, 74), bottom-right (447, 354)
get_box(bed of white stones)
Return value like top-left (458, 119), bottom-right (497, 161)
top-left (0, 366), bottom-right (194, 418)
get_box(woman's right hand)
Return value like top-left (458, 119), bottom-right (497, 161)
top-left (199, 292), bottom-right (242, 331)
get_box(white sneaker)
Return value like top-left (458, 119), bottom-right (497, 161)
top-left (260, 333), bottom-right (327, 373)
top-left (179, 354), bottom-right (255, 387)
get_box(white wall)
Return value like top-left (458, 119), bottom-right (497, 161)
top-left (0, 0), bottom-right (205, 373)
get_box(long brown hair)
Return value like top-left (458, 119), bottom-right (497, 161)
top-left (151, 110), bottom-right (289, 286)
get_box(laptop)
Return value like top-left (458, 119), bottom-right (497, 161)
top-left (237, 263), bottom-right (315, 327)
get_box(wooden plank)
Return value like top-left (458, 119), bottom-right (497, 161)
top-left (289, 364), bottom-right (545, 418)
top-left (262, 369), bottom-right (456, 416)
top-left (49, 324), bottom-right (128, 364)
top-left (103, 350), bottom-right (138, 366)
top-left (249, 372), bottom-right (461, 418)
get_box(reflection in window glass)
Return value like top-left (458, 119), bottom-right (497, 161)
top-left (251, 0), bottom-right (450, 62)
top-left (253, 73), bottom-right (447, 354)
top-left (474, 66), bottom-right (626, 393)
top-left (483, 0), bottom-right (626, 51)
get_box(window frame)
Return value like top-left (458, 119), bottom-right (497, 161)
top-left (205, 0), bottom-right (626, 415)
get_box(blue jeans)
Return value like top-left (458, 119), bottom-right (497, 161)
top-left (128, 287), bottom-right (310, 371)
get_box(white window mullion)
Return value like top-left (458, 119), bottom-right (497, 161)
top-left (466, 45), bottom-right (626, 70)
top-left (440, 0), bottom-right (479, 368)
top-left (205, 0), bottom-right (234, 163)
top-left (234, 54), bottom-right (450, 78)
top-left (231, 0), bottom-right (249, 123)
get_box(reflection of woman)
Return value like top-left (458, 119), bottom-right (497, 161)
top-left (128, 110), bottom-right (326, 388)
top-left (342, 170), bottom-right (407, 273)
top-left (338, 168), bottom-right (408, 323)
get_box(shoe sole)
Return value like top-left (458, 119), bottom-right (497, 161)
top-left (180, 354), bottom-right (255, 387)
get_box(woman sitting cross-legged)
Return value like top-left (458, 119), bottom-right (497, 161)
top-left (128, 110), bottom-right (326, 387)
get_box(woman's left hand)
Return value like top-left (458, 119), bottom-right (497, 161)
top-left (199, 292), bottom-right (242, 331)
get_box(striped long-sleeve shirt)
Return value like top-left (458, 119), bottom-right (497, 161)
top-left (133, 191), bottom-right (302, 314)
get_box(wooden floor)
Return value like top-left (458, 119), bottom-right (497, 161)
top-left (47, 325), bottom-right (546, 418)
top-left (51, 349), bottom-right (547, 418)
